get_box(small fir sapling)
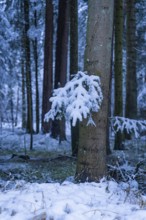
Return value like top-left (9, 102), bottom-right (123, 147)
top-left (45, 71), bottom-right (103, 126)
top-left (45, 71), bottom-right (146, 136)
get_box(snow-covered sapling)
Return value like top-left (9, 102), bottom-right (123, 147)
top-left (45, 71), bottom-right (103, 126)
top-left (111, 116), bottom-right (146, 138)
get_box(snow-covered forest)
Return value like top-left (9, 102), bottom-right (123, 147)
top-left (0, 0), bottom-right (146, 219)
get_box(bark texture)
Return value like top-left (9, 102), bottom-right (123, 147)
top-left (76, 0), bottom-right (114, 182)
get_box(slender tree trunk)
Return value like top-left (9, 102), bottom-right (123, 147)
top-left (34, 38), bottom-right (39, 133)
top-left (76, 0), bottom-right (114, 182)
top-left (15, 87), bottom-right (19, 126)
top-left (33, 3), bottom-right (40, 134)
top-left (21, 60), bottom-right (26, 129)
top-left (9, 87), bottom-right (14, 131)
top-left (20, 1), bottom-right (26, 130)
top-left (51, 0), bottom-right (69, 141)
top-left (24, 0), bottom-right (33, 149)
top-left (114, 0), bottom-right (124, 150)
top-left (70, 0), bottom-right (79, 156)
top-left (42, 0), bottom-right (53, 133)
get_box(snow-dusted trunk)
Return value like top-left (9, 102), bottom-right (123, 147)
top-left (76, 0), bottom-right (114, 182)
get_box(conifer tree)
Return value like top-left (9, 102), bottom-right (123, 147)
top-left (114, 0), bottom-right (124, 149)
top-left (76, 0), bottom-right (114, 182)
top-left (42, 0), bottom-right (53, 133)
top-left (70, 0), bottom-right (79, 156)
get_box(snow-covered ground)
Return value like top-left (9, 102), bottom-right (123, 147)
top-left (0, 126), bottom-right (146, 220)
top-left (0, 179), bottom-right (146, 220)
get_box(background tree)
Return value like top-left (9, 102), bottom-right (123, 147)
top-left (32, 1), bottom-right (40, 133)
top-left (0, 0), bottom-right (21, 131)
top-left (21, 60), bottom-right (27, 129)
top-left (136, 1), bottom-right (146, 119)
top-left (78, 0), bottom-right (88, 70)
top-left (125, 0), bottom-right (137, 121)
top-left (76, 0), bottom-right (114, 182)
top-left (42, 0), bottom-right (53, 133)
top-left (19, 0), bottom-right (27, 130)
top-left (24, 0), bottom-right (33, 149)
top-left (70, 0), bottom-right (79, 156)
top-left (51, 0), bottom-right (69, 141)
top-left (114, 0), bottom-right (124, 150)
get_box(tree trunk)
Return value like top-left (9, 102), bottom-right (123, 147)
top-left (76, 0), bottom-right (114, 182)
top-left (70, 0), bottom-right (79, 156)
top-left (114, 0), bottom-right (124, 150)
top-left (20, 1), bottom-right (26, 130)
top-left (125, 0), bottom-right (137, 140)
top-left (15, 87), bottom-right (19, 127)
top-left (33, 2), bottom-right (40, 134)
top-left (125, 0), bottom-right (137, 119)
top-left (9, 87), bottom-right (14, 131)
top-left (51, 0), bottom-right (69, 141)
top-left (24, 0), bottom-right (33, 149)
top-left (21, 59), bottom-right (26, 129)
top-left (42, 0), bottom-right (53, 133)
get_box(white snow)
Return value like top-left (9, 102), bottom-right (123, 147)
top-left (0, 127), bottom-right (146, 220)
top-left (45, 71), bottom-right (103, 127)
top-left (111, 116), bottom-right (146, 138)
top-left (0, 179), bottom-right (146, 220)
top-left (138, 85), bottom-right (146, 110)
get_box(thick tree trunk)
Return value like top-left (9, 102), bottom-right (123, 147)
top-left (76, 0), bottom-right (114, 182)
top-left (51, 0), bottom-right (69, 141)
top-left (42, 0), bottom-right (53, 133)
top-left (70, 0), bottom-right (79, 156)
top-left (114, 0), bottom-right (124, 150)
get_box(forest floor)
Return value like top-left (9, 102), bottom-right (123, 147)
top-left (0, 127), bottom-right (146, 219)
top-left (0, 127), bottom-right (146, 189)
top-left (0, 127), bottom-right (76, 185)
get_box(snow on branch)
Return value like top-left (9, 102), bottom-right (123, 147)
top-left (111, 116), bottom-right (146, 138)
top-left (0, 0), bottom-right (6, 11)
top-left (138, 85), bottom-right (146, 110)
top-left (45, 71), bottom-right (103, 126)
